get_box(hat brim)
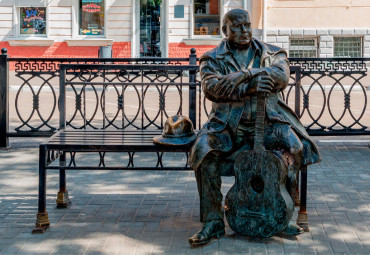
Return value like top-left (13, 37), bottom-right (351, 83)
top-left (153, 134), bottom-right (197, 146)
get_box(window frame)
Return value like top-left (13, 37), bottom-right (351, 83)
top-left (289, 37), bottom-right (318, 58)
top-left (333, 36), bottom-right (363, 58)
top-left (74, 0), bottom-right (107, 38)
top-left (16, 6), bottom-right (48, 38)
top-left (190, 0), bottom-right (224, 39)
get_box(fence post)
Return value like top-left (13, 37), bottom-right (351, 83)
top-left (59, 65), bottom-right (66, 130)
top-left (0, 48), bottom-right (9, 148)
top-left (294, 66), bottom-right (302, 118)
top-left (188, 48), bottom-right (197, 128)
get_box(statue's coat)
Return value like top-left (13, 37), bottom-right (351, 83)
top-left (188, 38), bottom-right (321, 170)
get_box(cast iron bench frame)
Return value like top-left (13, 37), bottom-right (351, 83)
top-left (33, 64), bottom-right (309, 234)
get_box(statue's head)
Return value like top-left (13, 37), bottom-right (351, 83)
top-left (222, 9), bottom-right (252, 48)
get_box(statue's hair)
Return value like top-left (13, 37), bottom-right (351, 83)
top-left (222, 9), bottom-right (250, 27)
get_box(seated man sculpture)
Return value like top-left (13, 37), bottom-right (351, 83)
top-left (188, 9), bottom-right (321, 245)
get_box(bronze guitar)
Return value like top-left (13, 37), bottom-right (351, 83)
top-left (225, 93), bottom-right (294, 238)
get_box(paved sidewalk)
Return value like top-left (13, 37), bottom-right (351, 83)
top-left (0, 139), bottom-right (369, 254)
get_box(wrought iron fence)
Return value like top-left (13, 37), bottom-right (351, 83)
top-left (0, 48), bottom-right (198, 147)
top-left (289, 57), bottom-right (370, 135)
top-left (1, 46), bottom-right (370, 148)
top-left (58, 64), bottom-right (199, 131)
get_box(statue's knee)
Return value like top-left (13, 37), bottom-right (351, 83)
top-left (199, 152), bottom-right (220, 176)
top-left (282, 127), bottom-right (303, 157)
top-left (289, 140), bottom-right (303, 156)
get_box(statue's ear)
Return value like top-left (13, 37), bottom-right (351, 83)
top-left (222, 25), bottom-right (227, 37)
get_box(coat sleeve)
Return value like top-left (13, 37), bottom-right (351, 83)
top-left (200, 51), bottom-right (290, 103)
top-left (200, 57), bottom-right (251, 103)
top-left (257, 51), bottom-right (290, 92)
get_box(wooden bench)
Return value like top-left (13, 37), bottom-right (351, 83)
top-left (33, 63), bottom-right (310, 233)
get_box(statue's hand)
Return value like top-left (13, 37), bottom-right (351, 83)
top-left (214, 71), bottom-right (246, 97)
top-left (243, 74), bottom-right (274, 96)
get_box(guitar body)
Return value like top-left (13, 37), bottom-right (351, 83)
top-left (225, 149), bottom-right (294, 238)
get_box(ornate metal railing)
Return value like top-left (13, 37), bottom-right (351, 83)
top-left (59, 64), bottom-right (199, 131)
top-left (289, 57), bottom-right (369, 135)
top-left (1, 46), bottom-right (370, 147)
top-left (0, 48), bottom-right (198, 147)
top-left (289, 58), bottom-right (368, 74)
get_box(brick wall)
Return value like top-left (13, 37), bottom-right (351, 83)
top-left (0, 42), bottom-right (217, 59)
top-left (0, 42), bottom-right (131, 58)
top-left (168, 43), bottom-right (216, 58)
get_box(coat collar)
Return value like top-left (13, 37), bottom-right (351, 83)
top-left (216, 38), bottom-right (261, 58)
top-left (215, 38), bottom-right (278, 67)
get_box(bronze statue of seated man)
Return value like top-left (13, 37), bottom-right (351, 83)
top-left (188, 9), bottom-right (321, 245)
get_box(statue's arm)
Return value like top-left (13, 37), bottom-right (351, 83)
top-left (201, 52), bottom-right (289, 102)
top-left (200, 58), bottom-right (250, 102)
top-left (245, 52), bottom-right (290, 92)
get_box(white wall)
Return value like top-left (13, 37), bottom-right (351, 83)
top-left (0, 0), bottom-right (252, 45)
top-left (106, 0), bottom-right (132, 42)
top-left (224, 0), bottom-right (242, 13)
top-left (49, 6), bottom-right (72, 38)
top-left (0, 6), bottom-right (14, 39)
top-left (168, 0), bottom-right (191, 43)
top-left (0, 0), bottom-right (133, 42)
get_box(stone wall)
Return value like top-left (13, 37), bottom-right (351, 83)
top-left (266, 28), bottom-right (370, 58)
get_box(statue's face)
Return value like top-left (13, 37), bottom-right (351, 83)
top-left (223, 13), bottom-right (252, 47)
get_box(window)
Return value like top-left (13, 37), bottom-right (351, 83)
top-left (20, 7), bottom-right (46, 35)
top-left (79, 0), bottom-right (105, 36)
top-left (289, 38), bottom-right (317, 58)
top-left (334, 37), bottom-right (362, 57)
top-left (140, 0), bottom-right (161, 57)
top-left (194, 0), bottom-right (220, 36)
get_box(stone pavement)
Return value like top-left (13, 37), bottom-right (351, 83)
top-left (0, 138), bottom-right (369, 254)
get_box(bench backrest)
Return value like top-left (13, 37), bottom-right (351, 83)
top-left (59, 64), bottom-right (301, 131)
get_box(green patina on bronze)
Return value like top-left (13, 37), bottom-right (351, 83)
top-left (188, 9), bottom-right (321, 245)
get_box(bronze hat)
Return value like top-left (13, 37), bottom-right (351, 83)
top-left (153, 115), bottom-right (197, 146)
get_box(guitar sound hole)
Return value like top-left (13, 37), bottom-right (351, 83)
top-left (251, 176), bottom-right (265, 193)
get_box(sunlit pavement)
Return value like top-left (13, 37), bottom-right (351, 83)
top-left (0, 137), bottom-right (369, 254)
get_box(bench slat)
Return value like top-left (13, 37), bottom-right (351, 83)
top-left (44, 130), bottom-right (192, 152)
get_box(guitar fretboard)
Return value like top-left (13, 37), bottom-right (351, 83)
top-left (254, 93), bottom-right (266, 153)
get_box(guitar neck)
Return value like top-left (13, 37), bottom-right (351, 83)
top-left (254, 93), bottom-right (266, 152)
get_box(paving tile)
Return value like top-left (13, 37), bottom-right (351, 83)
top-left (0, 144), bottom-right (369, 253)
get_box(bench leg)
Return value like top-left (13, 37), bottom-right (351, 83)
top-left (295, 170), bottom-right (300, 206)
top-left (297, 166), bottom-right (309, 232)
top-left (33, 145), bottom-right (50, 234)
top-left (56, 152), bottom-right (71, 208)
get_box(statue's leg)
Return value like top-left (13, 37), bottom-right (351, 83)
top-left (265, 123), bottom-right (304, 235)
top-left (189, 152), bottom-right (225, 245)
top-left (265, 123), bottom-right (303, 196)
top-left (195, 152), bottom-right (223, 222)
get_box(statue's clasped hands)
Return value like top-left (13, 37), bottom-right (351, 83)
top-left (214, 69), bottom-right (274, 98)
top-left (247, 70), bottom-right (274, 95)
top-left (214, 71), bottom-right (245, 97)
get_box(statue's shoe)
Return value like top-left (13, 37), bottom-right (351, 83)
top-left (188, 220), bottom-right (225, 245)
top-left (283, 222), bottom-right (304, 235)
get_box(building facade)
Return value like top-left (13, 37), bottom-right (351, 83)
top-left (0, 0), bottom-right (369, 58)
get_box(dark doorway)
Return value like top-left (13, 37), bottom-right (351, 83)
top-left (140, 0), bottom-right (161, 57)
